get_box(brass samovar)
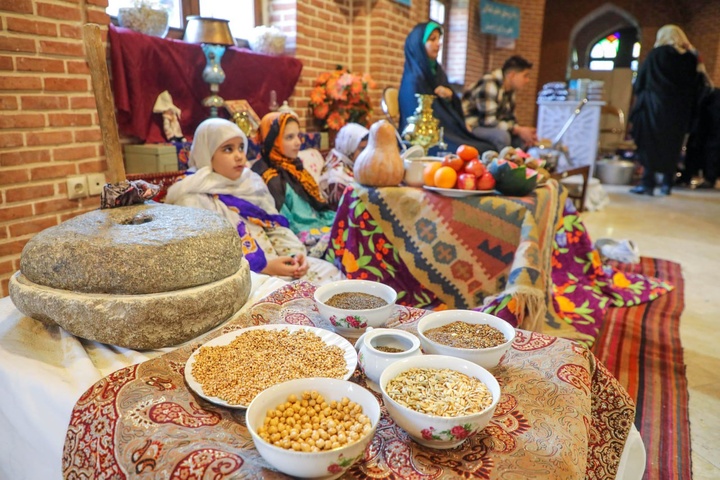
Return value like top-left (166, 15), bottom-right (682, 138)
top-left (401, 94), bottom-right (441, 154)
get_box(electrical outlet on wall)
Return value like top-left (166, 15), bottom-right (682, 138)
top-left (87, 173), bottom-right (106, 196)
top-left (66, 176), bottom-right (88, 200)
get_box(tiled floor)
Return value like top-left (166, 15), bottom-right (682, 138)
top-left (581, 184), bottom-right (720, 479)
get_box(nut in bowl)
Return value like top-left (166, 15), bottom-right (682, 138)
top-left (314, 280), bottom-right (397, 338)
top-left (379, 354), bottom-right (500, 449)
top-left (246, 377), bottom-right (381, 479)
top-left (417, 309), bottom-right (516, 369)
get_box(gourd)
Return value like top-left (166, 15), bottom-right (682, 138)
top-left (353, 120), bottom-right (404, 187)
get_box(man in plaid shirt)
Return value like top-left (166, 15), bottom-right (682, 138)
top-left (462, 56), bottom-right (537, 150)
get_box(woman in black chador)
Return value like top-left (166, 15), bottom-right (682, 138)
top-left (629, 24), bottom-right (705, 196)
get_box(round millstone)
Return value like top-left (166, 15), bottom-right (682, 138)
top-left (8, 261), bottom-right (251, 350)
top-left (20, 203), bottom-right (243, 295)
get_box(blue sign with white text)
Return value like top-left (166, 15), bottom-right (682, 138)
top-left (480, 0), bottom-right (520, 39)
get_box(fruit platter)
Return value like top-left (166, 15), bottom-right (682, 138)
top-left (421, 145), bottom-right (552, 197)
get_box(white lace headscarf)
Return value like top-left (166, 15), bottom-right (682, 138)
top-left (188, 118), bottom-right (248, 170)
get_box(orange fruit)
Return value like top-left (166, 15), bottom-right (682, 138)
top-left (434, 166), bottom-right (458, 189)
top-left (456, 145), bottom-right (479, 162)
top-left (423, 162), bottom-right (443, 186)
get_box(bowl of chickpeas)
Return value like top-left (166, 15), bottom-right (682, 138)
top-left (417, 309), bottom-right (516, 369)
top-left (246, 377), bottom-right (381, 478)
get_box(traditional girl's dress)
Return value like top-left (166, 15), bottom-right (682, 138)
top-left (166, 118), bottom-right (341, 285)
top-left (252, 112), bottom-right (337, 256)
top-left (319, 123), bottom-right (368, 210)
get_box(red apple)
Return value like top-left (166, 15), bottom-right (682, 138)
top-left (442, 154), bottom-right (465, 172)
top-left (457, 173), bottom-right (477, 190)
top-left (463, 159), bottom-right (486, 177)
top-left (476, 172), bottom-right (496, 191)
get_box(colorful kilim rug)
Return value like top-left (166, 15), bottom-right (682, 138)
top-left (592, 257), bottom-right (690, 480)
top-left (325, 183), bottom-right (564, 332)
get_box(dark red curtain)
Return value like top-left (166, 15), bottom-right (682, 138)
top-left (108, 25), bottom-right (303, 143)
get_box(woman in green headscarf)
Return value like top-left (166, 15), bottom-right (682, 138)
top-left (398, 21), bottom-right (493, 153)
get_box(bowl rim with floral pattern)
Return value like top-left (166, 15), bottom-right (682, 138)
top-left (378, 354), bottom-right (501, 449)
top-left (246, 377), bottom-right (381, 478)
top-left (313, 279), bottom-right (397, 338)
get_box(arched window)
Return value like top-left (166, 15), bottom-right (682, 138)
top-left (589, 31), bottom-right (641, 72)
top-left (589, 33), bottom-right (619, 71)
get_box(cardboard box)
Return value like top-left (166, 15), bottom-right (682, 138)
top-left (124, 144), bottom-right (178, 174)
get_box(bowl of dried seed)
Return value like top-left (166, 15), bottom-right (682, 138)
top-left (314, 280), bottom-right (397, 338)
top-left (246, 377), bottom-right (381, 478)
top-left (379, 354), bottom-right (500, 449)
top-left (417, 309), bottom-right (516, 369)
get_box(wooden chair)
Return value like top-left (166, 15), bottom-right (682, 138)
top-left (599, 104), bottom-right (635, 155)
top-left (381, 87), bottom-right (400, 129)
top-left (551, 165), bottom-right (591, 213)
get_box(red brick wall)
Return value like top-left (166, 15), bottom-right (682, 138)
top-left (0, 0), bottom-right (109, 296)
top-left (685, 1), bottom-right (720, 87)
top-left (276, 0), bottom-right (431, 131)
top-left (462, 0), bottom-right (546, 128)
top-left (284, 0), bottom-right (545, 130)
top-left (537, 0), bottom-right (720, 92)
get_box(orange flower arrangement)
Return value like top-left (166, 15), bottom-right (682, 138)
top-left (309, 66), bottom-right (375, 132)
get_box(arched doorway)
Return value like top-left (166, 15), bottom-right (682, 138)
top-left (568, 3), bottom-right (639, 73)
top-left (567, 4), bottom-right (640, 155)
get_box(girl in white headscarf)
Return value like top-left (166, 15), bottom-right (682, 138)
top-left (319, 123), bottom-right (369, 209)
top-left (166, 118), bottom-right (342, 283)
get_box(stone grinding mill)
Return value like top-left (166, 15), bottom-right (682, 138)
top-left (8, 24), bottom-right (251, 349)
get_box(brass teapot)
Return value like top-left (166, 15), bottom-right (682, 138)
top-left (401, 93), bottom-right (441, 154)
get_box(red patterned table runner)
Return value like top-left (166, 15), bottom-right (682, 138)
top-left (62, 281), bottom-right (634, 479)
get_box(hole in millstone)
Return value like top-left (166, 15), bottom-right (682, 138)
top-left (120, 214), bottom-right (153, 225)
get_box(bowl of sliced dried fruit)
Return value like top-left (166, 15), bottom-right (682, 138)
top-left (246, 377), bottom-right (381, 478)
top-left (379, 354), bottom-right (500, 449)
top-left (314, 280), bottom-right (397, 338)
top-left (417, 309), bottom-right (516, 369)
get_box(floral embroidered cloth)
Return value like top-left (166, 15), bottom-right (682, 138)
top-left (545, 202), bottom-right (673, 346)
top-left (62, 281), bottom-right (634, 480)
top-left (324, 182), bottom-right (564, 332)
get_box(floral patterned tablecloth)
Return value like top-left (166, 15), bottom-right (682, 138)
top-left (62, 281), bottom-right (635, 480)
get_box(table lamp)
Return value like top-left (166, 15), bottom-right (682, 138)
top-left (183, 16), bottom-right (235, 117)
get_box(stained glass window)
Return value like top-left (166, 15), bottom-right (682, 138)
top-left (589, 33), bottom-right (619, 70)
top-left (589, 32), bottom-right (641, 71)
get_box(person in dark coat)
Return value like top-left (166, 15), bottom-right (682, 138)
top-left (398, 22), bottom-right (494, 154)
top-left (629, 25), bottom-right (705, 196)
top-left (681, 87), bottom-right (719, 189)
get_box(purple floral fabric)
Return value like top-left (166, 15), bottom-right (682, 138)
top-left (548, 201), bottom-right (672, 344)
